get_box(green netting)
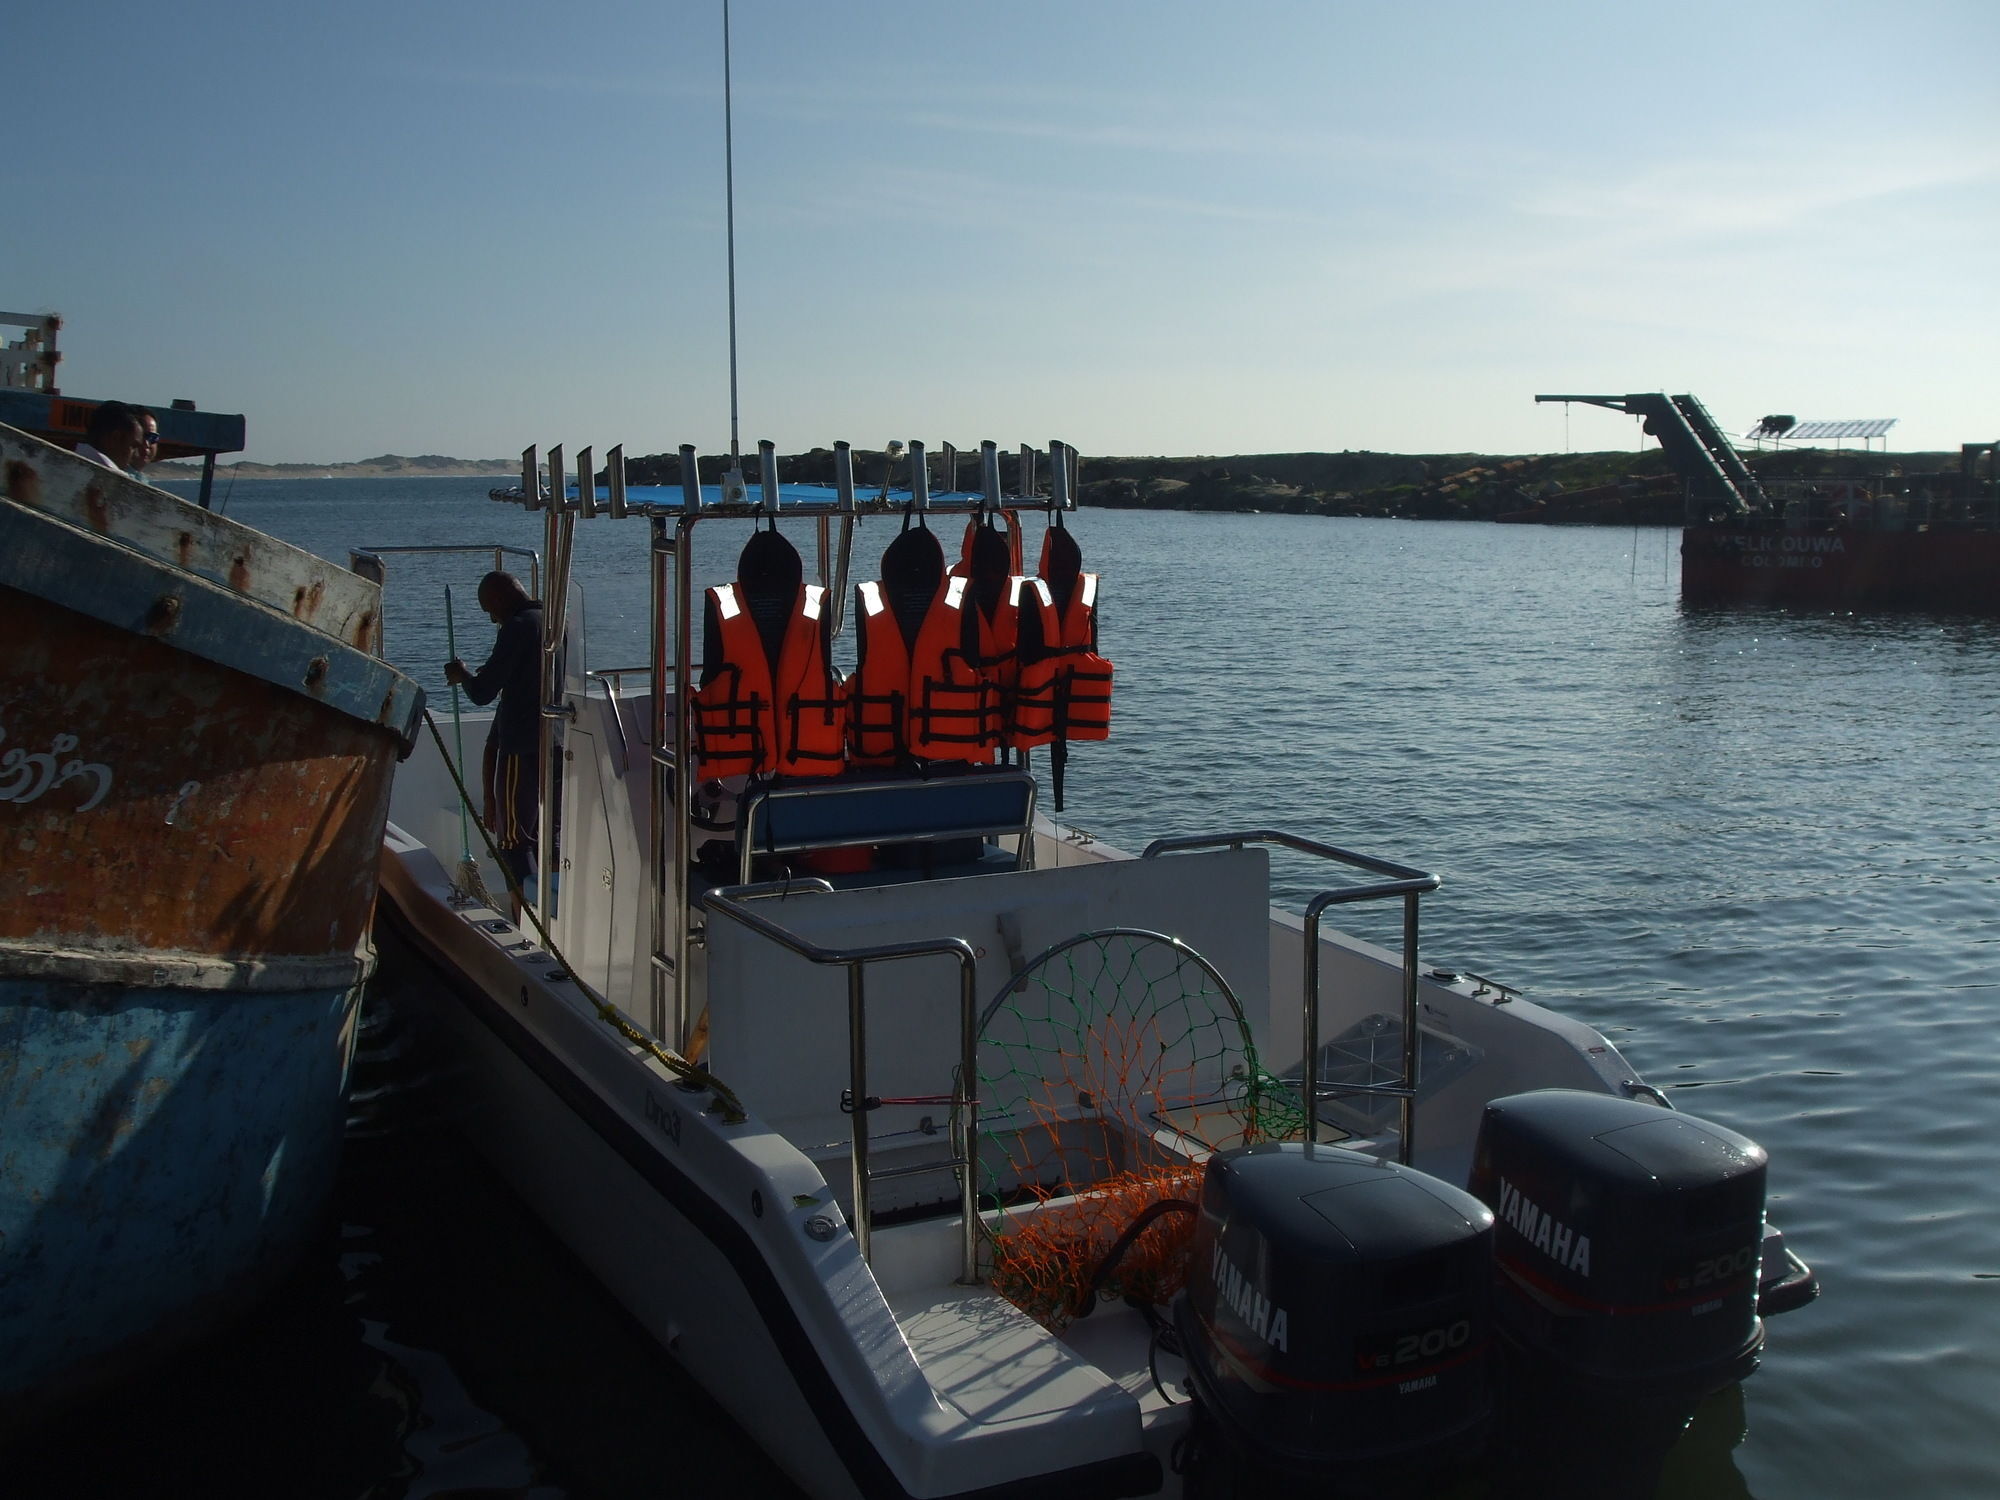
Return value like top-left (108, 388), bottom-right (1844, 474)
top-left (973, 928), bottom-right (1302, 1326)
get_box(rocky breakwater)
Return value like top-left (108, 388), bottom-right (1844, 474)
top-left (616, 446), bottom-right (1682, 523)
top-left (1078, 451), bottom-right (1684, 525)
top-left (615, 445), bottom-right (1963, 527)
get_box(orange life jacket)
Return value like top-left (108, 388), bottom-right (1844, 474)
top-left (983, 575), bottom-right (1062, 750)
top-left (948, 514), bottom-right (1023, 578)
top-left (1044, 570), bottom-right (1112, 741)
top-left (848, 574), bottom-right (994, 765)
top-left (689, 581), bottom-right (847, 778)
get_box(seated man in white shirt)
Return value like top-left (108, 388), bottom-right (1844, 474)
top-left (76, 401), bottom-right (147, 477)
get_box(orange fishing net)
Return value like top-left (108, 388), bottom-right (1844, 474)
top-left (983, 1163), bottom-right (1206, 1327)
top-left (974, 929), bottom-right (1301, 1328)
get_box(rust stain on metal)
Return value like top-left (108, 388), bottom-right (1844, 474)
top-left (352, 610), bottom-right (377, 652)
top-left (177, 531), bottom-right (196, 569)
top-left (5, 459), bottom-right (41, 506)
top-left (292, 577), bottom-right (326, 621)
top-left (81, 482), bottom-right (110, 533)
top-left (143, 594), bottom-right (183, 635)
top-left (228, 552), bottom-right (252, 593)
top-left (303, 656), bottom-right (329, 689)
top-left (1, 590), bottom-right (399, 959)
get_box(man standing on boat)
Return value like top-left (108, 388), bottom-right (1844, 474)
top-left (445, 572), bottom-right (544, 906)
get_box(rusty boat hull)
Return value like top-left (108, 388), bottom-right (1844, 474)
top-left (0, 424), bottom-right (422, 1429)
top-left (1682, 524), bottom-right (2000, 612)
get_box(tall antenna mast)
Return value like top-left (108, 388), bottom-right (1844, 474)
top-left (723, 0), bottom-right (742, 472)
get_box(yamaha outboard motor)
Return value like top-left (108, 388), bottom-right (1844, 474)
top-left (1469, 1089), bottom-right (1768, 1395)
top-left (1175, 1143), bottom-right (1494, 1498)
top-left (1468, 1089), bottom-right (1770, 1499)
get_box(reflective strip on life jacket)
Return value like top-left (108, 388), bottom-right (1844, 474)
top-left (846, 579), bottom-right (908, 765)
top-left (778, 584), bottom-right (847, 774)
top-left (1005, 575), bottom-right (1062, 750)
top-left (908, 574), bottom-right (995, 763)
top-left (689, 582), bottom-right (848, 778)
top-left (1049, 571), bottom-right (1112, 742)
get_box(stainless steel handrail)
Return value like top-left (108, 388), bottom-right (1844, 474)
top-left (703, 881), bottom-right (981, 1281)
top-left (346, 543), bottom-right (542, 656)
top-left (1141, 830), bottom-right (1440, 1163)
top-left (586, 665), bottom-right (653, 685)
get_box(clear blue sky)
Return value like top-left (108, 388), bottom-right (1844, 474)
top-left (13, 0), bottom-right (1996, 462)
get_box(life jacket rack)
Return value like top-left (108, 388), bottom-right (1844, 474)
top-left (487, 437), bottom-right (1083, 1055)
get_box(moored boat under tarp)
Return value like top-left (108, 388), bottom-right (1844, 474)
top-left (0, 422), bottom-right (423, 1433)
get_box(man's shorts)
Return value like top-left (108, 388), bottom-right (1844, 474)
top-left (485, 743), bottom-right (539, 886)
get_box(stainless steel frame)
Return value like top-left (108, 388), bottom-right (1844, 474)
top-left (482, 439), bottom-right (1081, 1053)
top-left (344, 543), bottom-right (543, 656)
top-left (1141, 830), bottom-right (1439, 1163)
top-left (704, 880), bottom-right (982, 1281)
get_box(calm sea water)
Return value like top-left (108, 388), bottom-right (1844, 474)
top-left (14, 475), bottom-right (2000, 1498)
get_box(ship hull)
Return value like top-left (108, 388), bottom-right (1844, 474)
top-left (0, 971), bottom-right (363, 1427)
top-left (1682, 525), bottom-right (2000, 611)
top-left (0, 424), bottom-right (420, 1428)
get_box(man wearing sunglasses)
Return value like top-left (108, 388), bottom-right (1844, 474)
top-left (130, 409), bottom-right (160, 477)
top-left (76, 401), bottom-right (149, 478)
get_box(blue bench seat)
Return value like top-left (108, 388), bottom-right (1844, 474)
top-left (734, 768), bottom-right (1038, 885)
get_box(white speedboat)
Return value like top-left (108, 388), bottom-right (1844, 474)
top-left (367, 439), bottom-right (1815, 1499)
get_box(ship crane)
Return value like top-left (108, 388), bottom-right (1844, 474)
top-left (1536, 392), bottom-right (1767, 516)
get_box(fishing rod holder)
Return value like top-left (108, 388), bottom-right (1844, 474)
top-left (490, 438), bottom-right (1081, 520)
top-left (486, 435), bottom-right (1082, 1049)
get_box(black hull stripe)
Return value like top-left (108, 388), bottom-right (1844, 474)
top-left (383, 900), bottom-right (1162, 1500)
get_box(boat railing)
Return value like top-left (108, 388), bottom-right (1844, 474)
top-left (346, 543), bottom-right (543, 656)
top-left (586, 665), bottom-right (653, 687)
top-left (702, 880), bottom-right (982, 1283)
top-left (1726, 481), bottom-right (2000, 534)
top-left (1140, 831), bottom-right (1440, 1163)
top-left (585, 667), bottom-right (655, 776)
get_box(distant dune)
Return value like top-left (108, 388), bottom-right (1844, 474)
top-left (150, 453), bottom-right (517, 479)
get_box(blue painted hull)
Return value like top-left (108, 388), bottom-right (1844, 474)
top-left (0, 973), bottom-right (363, 1419)
top-left (1, 421), bottom-right (421, 1429)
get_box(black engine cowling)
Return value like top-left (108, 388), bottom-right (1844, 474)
top-left (1176, 1143), bottom-right (1494, 1490)
top-left (1468, 1088), bottom-right (1768, 1398)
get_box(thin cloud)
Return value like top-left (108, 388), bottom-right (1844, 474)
top-left (1521, 141), bottom-right (2000, 240)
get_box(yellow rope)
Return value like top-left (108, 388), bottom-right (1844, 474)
top-left (418, 709), bottom-right (748, 1124)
